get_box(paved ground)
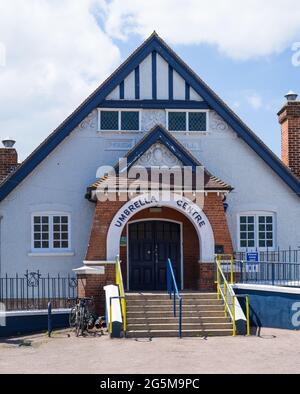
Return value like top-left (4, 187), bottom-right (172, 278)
top-left (0, 328), bottom-right (299, 374)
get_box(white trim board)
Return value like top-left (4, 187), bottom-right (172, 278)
top-left (233, 283), bottom-right (300, 295)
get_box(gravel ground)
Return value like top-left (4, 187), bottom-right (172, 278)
top-left (0, 328), bottom-right (300, 374)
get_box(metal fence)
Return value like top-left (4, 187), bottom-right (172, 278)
top-left (235, 248), bottom-right (300, 264)
top-left (235, 261), bottom-right (300, 287)
top-left (0, 271), bottom-right (78, 311)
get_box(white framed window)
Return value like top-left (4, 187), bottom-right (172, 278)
top-left (32, 213), bottom-right (71, 252)
top-left (238, 212), bottom-right (275, 251)
top-left (97, 109), bottom-right (141, 131)
top-left (166, 109), bottom-right (208, 132)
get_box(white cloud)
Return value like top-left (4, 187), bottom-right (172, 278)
top-left (1, 0), bottom-right (300, 160)
top-left (0, 0), bottom-right (120, 159)
top-left (245, 92), bottom-right (263, 110)
top-left (102, 0), bottom-right (300, 60)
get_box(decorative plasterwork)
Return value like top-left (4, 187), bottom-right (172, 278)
top-left (135, 142), bottom-right (182, 167)
top-left (141, 110), bottom-right (166, 131)
top-left (79, 110), bottom-right (97, 130)
top-left (209, 111), bottom-right (229, 132)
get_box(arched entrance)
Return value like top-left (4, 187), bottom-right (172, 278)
top-left (106, 193), bottom-right (215, 263)
top-left (128, 219), bottom-right (181, 291)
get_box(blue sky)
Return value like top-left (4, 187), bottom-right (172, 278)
top-left (1, 1), bottom-right (300, 160)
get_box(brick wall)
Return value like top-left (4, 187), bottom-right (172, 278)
top-left (80, 192), bottom-right (233, 311)
top-left (0, 148), bottom-right (18, 183)
top-left (278, 101), bottom-right (300, 180)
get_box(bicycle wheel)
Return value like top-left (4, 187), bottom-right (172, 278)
top-left (79, 306), bottom-right (86, 336)
top-left (69, 307), bottom-right (77, 328)
top-left (75, 307), bottom-right (81, 337)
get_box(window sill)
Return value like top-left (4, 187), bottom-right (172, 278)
top-left (169, 130), bottom-right (210, 135)
top-left (97, 130), bottom-right (143, 135)
top-left (28, 251), bottom-right (75, 257)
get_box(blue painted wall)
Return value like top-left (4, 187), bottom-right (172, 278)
top-left (235, 288), bottom-right (300, 330)
top-left (0, 313), bottom-right (69, 337)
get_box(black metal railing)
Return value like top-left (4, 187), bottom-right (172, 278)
top-left (235, 261), bottom-right (300, 287)
top-left (0, 271), bottom-right (78, 311)
top-left (235, 248), bottom-right (300, 264)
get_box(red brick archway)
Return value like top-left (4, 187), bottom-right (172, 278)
top-left (119, 207), bottom-right (200, 290)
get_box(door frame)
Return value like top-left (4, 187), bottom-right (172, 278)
top-left (126, 218), bottom-right (184, 291)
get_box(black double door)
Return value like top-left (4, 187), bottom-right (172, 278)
top-left (128, 221), bottom-right (181, 291)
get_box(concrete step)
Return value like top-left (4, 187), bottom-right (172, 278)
top-left (126, 310), bottom-right (226, 318)
top-left (126, 316), bottom-right (231, 324)
top-left (126, 298), bottom-right (221, 306)
top-left (127, 322), bottom-right (233, 331)
top-left (126, 293), bottom-right (218, 300)
top-left (127, 304), bottom-right (224, 311)
top-left (126, 329), bottom-right (233, 338)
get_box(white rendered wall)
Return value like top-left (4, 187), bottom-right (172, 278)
top-left (1, 108), bottom-right (299, 277)
top-left (105, 53), bottom-right (203, 101)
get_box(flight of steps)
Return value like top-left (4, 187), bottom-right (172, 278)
top-left (125, 292), bottom-right (233, 338)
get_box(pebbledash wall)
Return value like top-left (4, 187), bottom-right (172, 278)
top-left (0, 108), bottom-right (299, 277)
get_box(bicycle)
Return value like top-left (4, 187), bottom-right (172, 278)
top-left (69, 297), bottom-right (94, 337)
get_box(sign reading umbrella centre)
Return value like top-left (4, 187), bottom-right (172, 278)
top-left (113, 195), bottom-right (206, 229)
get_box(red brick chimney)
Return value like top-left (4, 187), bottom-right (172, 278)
top-left (278, 91), bottom-right (300, 180)
top-left (0, 137), bottom-right (18, 183)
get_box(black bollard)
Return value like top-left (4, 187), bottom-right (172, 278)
top-left (48, 301), bottom-right (52, 337)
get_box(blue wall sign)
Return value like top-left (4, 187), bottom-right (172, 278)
top-left (246, 252), bottom-right (259, 272)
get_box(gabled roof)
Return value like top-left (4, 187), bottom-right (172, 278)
top-left (0, 32), bottom-right (299, 201)
top-left (87, 124), bottom-right (232, 198)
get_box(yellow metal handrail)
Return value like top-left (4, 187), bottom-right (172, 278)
top-left (215, 255), bottom-right (250, 336)
top-left (109, 255), bottom-right (127, 335)
top-left (115, 255), bottom-right (126, 333)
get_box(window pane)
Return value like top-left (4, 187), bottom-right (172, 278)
top-left (168, 112), bottom-right (186, 131)
top-left (101, 111), bottom-right (118, 130)
top-left (33, 216), bottom-right (49, 249)
top-left (188, 112), bottom-right (206, 131)
top-left (258, 215), bottom-right (273, 248)
top-left (240, 232), bottom-right (247, 240)
top-left (239, 215), bottom-right (255, 248)
top-left (51, 216), bottom-right (69, 249)
top-left (121, 111), bottom-right (139, 130)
